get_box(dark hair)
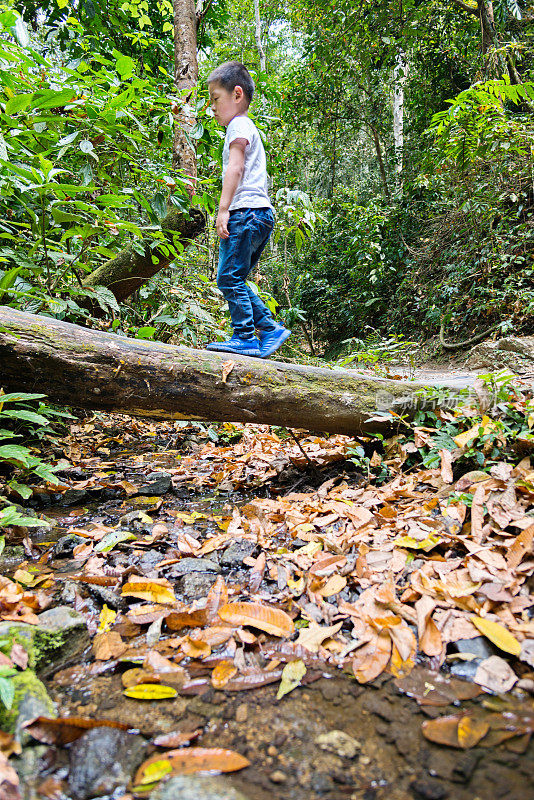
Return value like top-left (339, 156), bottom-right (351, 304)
top-left (208, 61), bottom-right (254, 104)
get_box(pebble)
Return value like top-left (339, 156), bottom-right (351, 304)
top-left (269, 770), bottom-right (287, 783)
top-left (315, 730), bottom-right (361, 758)
top-left (235, 703), bottom-right (248, 723)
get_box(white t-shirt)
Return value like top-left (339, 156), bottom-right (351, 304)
top-left (223, 115), bottom-right (274, 212)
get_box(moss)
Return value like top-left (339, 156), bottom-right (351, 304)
top-left (0, 624), bottom-right (67, 671)
top-left (0, 670), bottom-right (54, 734)
top-left (32, 629), bottom-right (67, 671)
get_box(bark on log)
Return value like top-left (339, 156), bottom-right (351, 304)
top-left (81, 209), bottom-right (206, 305)
top-left (0, 308), bottom-right (474, 436)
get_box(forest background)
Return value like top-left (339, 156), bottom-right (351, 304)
top-left (0, 0), bottom-right (533, 360)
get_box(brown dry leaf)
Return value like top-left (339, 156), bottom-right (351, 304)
top-left (218, 602), bottom-right (294, 637)
top-left (121, 577), bottom-right (176, 605)
top-left (295, 621), bottom-right (343, 653)
top-left (166, 608), bottom-right (207, 631)
top-left (0, 750), bottom-right (20, 800)
top-left (134, 747), bottom-right (250, 784)
top-left (470, 482), bottom-right (488, 543)
top-left (22, 716), bottom-right (129, 745)
top-left (205, 576), bottom-right (228, 623)
top-left (415, 595), bottom-right (442, 658)
top-left (121, 668), bottom-right (161, 689)
top-left (474, 656), bottom-right (518, 693)
top-left (181, 636), bottom-right (211, 659)
top-left (211, 660), bottom-right (238, 688)
top-left (221, 360), bottom-right (235, 384)
top-left (318, 574), bottom-right (347, 597)
top-left (439, 449), bottom-right (454, 483)
top-left (93, 631), bottom-right (126, 661)
top-left (125, 605), bottom-right (172, 625)
top-left (507, 524), bottom-right (534, 570)
top-left (423, 713), bottom-right (491, 749)
top-left (352, 631), bottom-right (391, 684)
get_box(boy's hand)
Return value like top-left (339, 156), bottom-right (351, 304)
top-left (216, 209), bottom-right (230, 239)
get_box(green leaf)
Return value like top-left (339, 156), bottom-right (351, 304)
top-left (8, 481), bottom-right (32, 500)
top-left (0, 677), bottom-right (15, 710)
top-left (95, 529), bottom-right (137, 553)
top-left (79, 140), bottom-right (94, 154)
top-left (5, 94), bottom-right (33, 114)
top-left (33, 89), bottom-right (76, 109)
top-left (0, 444), bottom-right (35, 467)
top-left (136, 326), bottom-right (156, 339)
top-left (116, 55), bottom-right (135, 79)
top-left (0, 393), bottom-right (46, 403)
top-left (2, 409), bottom-right (50, 426)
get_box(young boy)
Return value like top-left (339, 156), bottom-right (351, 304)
top-left (206, 61), bottom-right (290, 358)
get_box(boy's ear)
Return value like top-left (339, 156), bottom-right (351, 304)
top-left (234, 84), bottom-right (244, 101)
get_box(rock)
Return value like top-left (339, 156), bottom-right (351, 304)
top-left (315, 730), bottom-right (360, 758)
top-left (150, 775), bottom-right (250, 800)
top-left (180, 572), bottom-right (217, 599)
top-left (269, 770), bottom-right (287, 783)
top-left (410, 778), bottom-right (449, 800)
top-left (0, 545), bottom-right (25, 572)
top-left (449, 659), bottom-right (482, 682)
top-left (52, 533), bottom-right (86, 558)
top-left (60, 488), bottom-right (90, 506)
top-left (137, 471), bottom-right (172, 496)
top-left (0, 670), bottom-right (56, 742)
top-left (14, 744), bottom-right (50, 800)
top-left (451, 750), bottom-right (482, 783)
top-left (0, 607), bottom-right (89, 677)
top-left (168, 557), bottom-right (221, 577)
top-left (220, 539), bottom-right (258, 567)
top-left (68, 727), bottom-right (146, 799)
top-left (235, 702), bottom-right (248, 723)
top-left (467, 336), bottom-right (534, 374)
top-left (451, 636), bottom-right (497, 659)
top-left (311, 773), bottom-right (335, 794)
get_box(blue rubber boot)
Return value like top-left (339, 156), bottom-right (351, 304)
top-left (258, 324), bottom-right (291, 358)
top-left (206, 335), bottom-right (261, 357)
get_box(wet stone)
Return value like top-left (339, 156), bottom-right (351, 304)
top-left (137, 471), bottom-right (172, 496)
top-left (451, 750), bottom-right (482, 783)
top-left (180, 571), bottom-right (217, 598)
top-left (60, 488), bottom-right (90, 507)
top-left (315, 730), bottom-right (361, 758)
top-left (410, 778), bottom-right (449, 800)
top-left (220, 539), bottom-right (258, 567)
top-left (168, 557), bottom-right (221, 577)
top-left (68, 727), bottom-right (146, 799)
top-left (449, 658), bottom-right (482, 681)
top-left (149, 775), bottom-right (251, 800)
top-left (451, 636), bottom-right (497, 659)
top-left (311, 772), bottom-right (335, 794)
top-left (52, 533), bottom-right (86, 558)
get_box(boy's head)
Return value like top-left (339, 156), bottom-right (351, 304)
top-left (208, 61), bottom-right (254, 126)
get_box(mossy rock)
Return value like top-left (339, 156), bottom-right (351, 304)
top-left (0, 606), bottom-right (89, 676)
top-left (0, 669), bottom-right (56, 740)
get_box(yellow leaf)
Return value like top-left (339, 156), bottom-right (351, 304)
top-left (457, 716), bottom-right (490, 748)
top-left (123, 684), bottom-right (177, 700)
top-left (121, 576), bottom-right (176, 604)
top-left (470, 616), bottom-right (521, 656)
top-left (276, 659), bottom-right (306, 699)
top-left (394, 533), bottom-right (443, 552)
top-left (135, 759), bottom-right (173, 785)
top-left (98, 604), bottom-right (116, 633)
top-left (454, 416), bottom-right (495, 448)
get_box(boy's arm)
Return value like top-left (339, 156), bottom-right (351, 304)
top-left (217, 138), bottom-right (247, 239)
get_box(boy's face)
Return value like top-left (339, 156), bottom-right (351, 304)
top-left (209, 82), bottom-right (246, 126)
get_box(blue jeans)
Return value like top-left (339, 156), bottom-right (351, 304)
top-left (217, 207), bottom-right (276, 339)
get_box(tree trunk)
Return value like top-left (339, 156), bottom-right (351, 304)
top-left (81, 209), bottom-right (205, 304)
top-left (0, 308), bottom-right (474, 437)
top-left (173, 0), bottom-right (199, 182)
top-left (393, 49), bottom-right (408, 195)
top-left (253, 0), bottom-right (267, 72)
top-left (369, 124), bottom-right (390, 198)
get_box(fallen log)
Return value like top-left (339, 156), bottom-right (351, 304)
top-left (0, 308), bottom-right (474, 436)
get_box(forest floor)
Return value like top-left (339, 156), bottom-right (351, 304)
top-left (1, 360), bottom-right (534, 800)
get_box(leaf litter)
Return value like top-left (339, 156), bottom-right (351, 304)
top-left (1, 381), bottom-right (534, 793)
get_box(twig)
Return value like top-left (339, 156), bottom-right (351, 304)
top-left (287, 428), bottom-right (321, 476)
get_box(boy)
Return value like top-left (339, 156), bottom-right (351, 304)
top-left (206, 61), bottom-right (290, 358)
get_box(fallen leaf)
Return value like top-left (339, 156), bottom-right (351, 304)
top-left (123, 684), bottom-right (177, 700)
top-left (295, 621), bottom-right (343, 653)
top-left (181, 636), bottom-right (211, 659)
top-left (22, 716), bottom-right (129, 745)
top-left (318, 574), bottom-right (346, 597)
top-left (93, 631), bottom-right (126, 661)
top-left (97, 604), bottom-right (117, 632)
top-left (134, 747), bottom-right (250, 784)
top-left (218, 602), bottom-right (294, 637)
top-left (471, 616), bottom-right (521, 656)
top-left (211, 660), bottom-right (238, 688)
top-left (352, 631), bottom-right (391, 684)
top-left (152, 728), bottom-right (202, 748)
top-left (474, 656), bottom-right (518, 693)
top-left (457, 715), bottom-right (490, 748)
top-left (276, 659), bottom-right (306, 699)
top-left (221, 360), bottom-right (235, 384)
top-left (121, 577), bottom-right (176, 605)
